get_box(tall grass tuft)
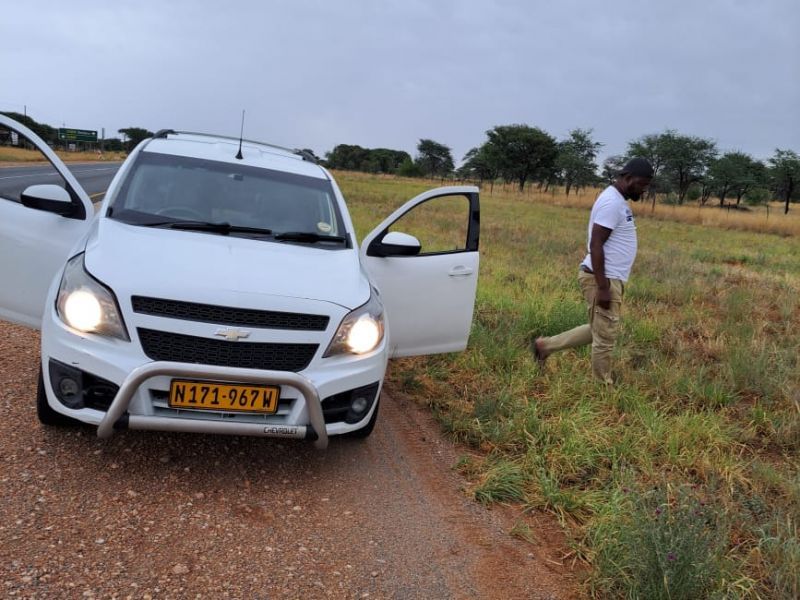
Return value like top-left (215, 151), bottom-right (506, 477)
top-left (473, 457), bottom-right (527, 504)
top-left (757, 516), bottom-right (800, 599)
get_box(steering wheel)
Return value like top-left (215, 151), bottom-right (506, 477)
top-left (154, 206), bottom-right (205, 220)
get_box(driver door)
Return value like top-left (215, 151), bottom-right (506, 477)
top-left (361, 186), bottom-right (479, 357)
top-left (0, 115), bottom-right (93, 328)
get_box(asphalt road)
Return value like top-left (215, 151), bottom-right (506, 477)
top-left (0, 162), bottom-right (122, 203)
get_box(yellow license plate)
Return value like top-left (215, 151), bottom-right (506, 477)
top-left (169, 380), bottom-right (280, 414)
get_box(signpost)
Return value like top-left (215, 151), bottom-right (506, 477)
top-left (58, 128), bottom-right (97, 143)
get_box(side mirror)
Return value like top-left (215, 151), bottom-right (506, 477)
top-left (20, 184), bottom-right (77, 217)
top-left (367, 231), bottom-right (422, 257)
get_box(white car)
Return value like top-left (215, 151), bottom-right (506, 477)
top-left (0, 114), bottom-right (479, 448)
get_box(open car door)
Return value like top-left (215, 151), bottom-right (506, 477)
top-left (361, 186), bottom-right (479, 358)
top-left (0, 114), bottom-right (94, 328)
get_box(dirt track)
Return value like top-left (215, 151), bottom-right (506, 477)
top-left (0, 322), bottom-right (578, 599)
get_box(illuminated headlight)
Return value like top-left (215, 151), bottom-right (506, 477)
top-left (324, 291), bottom-right (384, 357)
top-left (56, 254), bottom-right (129, 341)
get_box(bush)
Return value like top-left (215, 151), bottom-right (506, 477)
top-left (744, 187), bottom-right (771, 206)
top-left (661, 192), bottom-right (681, 205)
top-left (396, 157), bottom-right (423, 177)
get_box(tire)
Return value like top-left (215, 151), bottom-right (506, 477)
top-left (346, 399), bottom-right (380, 439)
top-left (36, 369), bottom-right (80, 427)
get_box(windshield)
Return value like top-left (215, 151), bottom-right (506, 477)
top-left (108, 151), bottom-right (346, 244)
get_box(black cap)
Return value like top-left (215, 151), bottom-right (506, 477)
top-left (619, 157), bottom-right (654, 178)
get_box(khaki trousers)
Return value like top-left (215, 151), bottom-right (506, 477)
top-left (539, 271), bottom-right (624, 384)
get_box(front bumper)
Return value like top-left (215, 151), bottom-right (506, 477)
top-left (96, 361), bottom-right (329, 449)
top-left (41, 301), bottom-right (387, 447)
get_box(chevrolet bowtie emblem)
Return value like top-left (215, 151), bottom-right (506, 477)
top-left (214, 328), bottom-right (251, 341)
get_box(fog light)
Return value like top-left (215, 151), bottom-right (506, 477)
top-left (59, 377), bottom-right (80, 399)
top-left (48, 359), bottom-right (85, 409)
top-left (351, 396), bottom-right (369, 414)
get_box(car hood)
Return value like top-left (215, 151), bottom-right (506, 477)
top-left (83, 218), bottom-right (369, 310)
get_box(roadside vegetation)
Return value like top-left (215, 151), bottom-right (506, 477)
top-left (0, 146), bottom-right (124, 163)
top-left (340, 171), bottom-right (800, 599)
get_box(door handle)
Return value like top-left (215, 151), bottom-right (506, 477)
top-left (448, 266), bottom-right (473, 277)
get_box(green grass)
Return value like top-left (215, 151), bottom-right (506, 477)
top-left (336, 171), bottom-right (800, 598)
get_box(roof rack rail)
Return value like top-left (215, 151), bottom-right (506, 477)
top-left (152, 130), bottom-right (310, 161)
top-left (153, 129), bottom-right (176, 139)
top-left (293, 149), bottom-right (318, 164)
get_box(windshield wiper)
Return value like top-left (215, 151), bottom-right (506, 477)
top-left (273, 231), bottom-right (346, 244)
top-left (141, 220), bottom-right (273, 236)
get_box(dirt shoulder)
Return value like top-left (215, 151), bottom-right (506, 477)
top-left (0, 322), bottom-right (580, 598)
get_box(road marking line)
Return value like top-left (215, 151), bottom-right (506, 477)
top-left (0, 172), bottom-right (60, 181)
top-left (90, 192), bottom-right (105, 199)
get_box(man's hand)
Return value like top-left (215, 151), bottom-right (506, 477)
top-left (589, 223), bottom-right (614, 310)
top-left (596, 286), bottom-right (612, 310)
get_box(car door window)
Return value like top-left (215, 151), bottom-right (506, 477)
top-left (388, 194), bottom-right (470, 255)
top-left (0, 123), bottom-right (74, 204)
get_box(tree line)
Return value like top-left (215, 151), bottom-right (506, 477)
top-left (5, 111), bottom-right (797, 214)
top-left (326, 126), bottom-right (799, 215)
top-left (0, 111), bottom-right (154, 153)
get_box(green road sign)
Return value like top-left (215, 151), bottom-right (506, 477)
top-left (58, 128), bottom-right (97, 143)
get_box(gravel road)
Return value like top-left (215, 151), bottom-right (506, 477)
top-left (0, 322), bottom-right (578, 599)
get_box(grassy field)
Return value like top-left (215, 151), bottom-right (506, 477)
top-left (337, 171), bottom-right (800, 599)
top-left (0, 146), bottom-right (125, 163)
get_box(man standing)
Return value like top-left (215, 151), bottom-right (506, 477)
top-left (533, 158), bottom-right (654, 384)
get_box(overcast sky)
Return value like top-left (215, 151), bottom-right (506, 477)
top-left (2, 0), bottom-right (798, 164)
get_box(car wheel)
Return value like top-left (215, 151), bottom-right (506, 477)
top-left (346, 399), bottom-right (380, 439)
top-left (36, 369), bottom-right (79, 426)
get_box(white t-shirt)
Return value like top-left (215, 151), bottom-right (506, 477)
top-left (580, 185), bottom-right (637, 282)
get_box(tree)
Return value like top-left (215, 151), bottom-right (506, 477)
top-left (1, 112), bottom-right (58, 144)
top-left (457, 145), bottom-right (500, 189)
top-left (368, 148), bottom-right (411, 173)
top-left (103, 138), bottom-right (124, 152)
top-left (325, 144), bottom-right (409, 174)
top-left (629, 131), bottom-right (716, 204)
top-left (556, 128), bottom-right (602, 195)
top-left (602, 155), bottom-right (627, 182)
top-left (708, 152), bottom-right (759, 207)
top-left (484, 124), bottom-right (558, 191)
top-left (769, 149), bottom-right (800, 214)
top-left (324, 144), bottom-right (369, 170)
top-left (118, 127), bottom-right (154, 152)
top-left (660, 134), bottom-right (717, 203)
top-left (628, 132), bottom-right (670, 201)
top-left (415, 139), bottom-right (454, 178)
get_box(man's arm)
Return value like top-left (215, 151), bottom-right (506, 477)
top-left (589, 223), bottom-right (613, 309)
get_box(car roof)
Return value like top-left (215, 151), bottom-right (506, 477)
top-left (142, 132), bottom-right (327, 180)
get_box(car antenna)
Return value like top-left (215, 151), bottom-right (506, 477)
top-left (235, 109), bottom-right (245, 160)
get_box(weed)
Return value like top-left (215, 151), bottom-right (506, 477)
top-left (589, 484), bottom-right (728, 599)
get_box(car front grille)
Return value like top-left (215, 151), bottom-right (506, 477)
top-left (132, 296), bottom-right (329, 331)
top-left (137, 328), bottom-right (318, 372)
